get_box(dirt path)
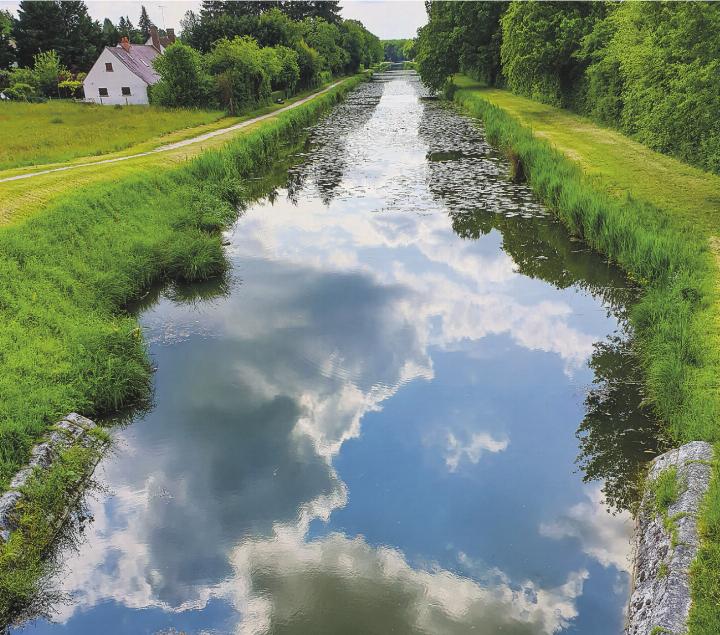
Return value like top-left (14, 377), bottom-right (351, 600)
top-left (0, 81), bottom-right (343, 185)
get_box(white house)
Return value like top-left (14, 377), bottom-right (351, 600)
top-left (83, 27), bottom-right (175, 105)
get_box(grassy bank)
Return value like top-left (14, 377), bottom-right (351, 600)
top-left (452, 75), bottom-right (720, 633)
top-left (0, 101), bottom-right (229, 171)
top-left (0, 79), bottom-right (349, 228)
top-left (0, 73), bottom-right (364, 623)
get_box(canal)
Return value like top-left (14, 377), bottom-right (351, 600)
top-left (15, 71), bottom-right (662, 634)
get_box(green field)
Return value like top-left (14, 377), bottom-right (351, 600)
top-left (0, 101), bottom-right (228, 171)
top-left (453, 74), bottom-right (720, 634)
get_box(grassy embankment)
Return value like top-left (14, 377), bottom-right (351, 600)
top-left (452, 74), bottom-right (720, 633)
top-left (0, 101), bottom-right (228, 171)
top-left (0, 73), bottom-right (365, 624)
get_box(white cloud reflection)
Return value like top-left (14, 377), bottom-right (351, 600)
top-left (444, 431), bottom-right (509, 472)
top-left (539, 485), bottom-right (633, 573)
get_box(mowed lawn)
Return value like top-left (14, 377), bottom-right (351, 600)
top-left (0, 101), bottom-right (227, 170)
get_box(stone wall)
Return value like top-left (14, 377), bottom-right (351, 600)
top-left (626, 441), bottom-right (714, 635)
top-left (0, 413), bottom-right (104, 543)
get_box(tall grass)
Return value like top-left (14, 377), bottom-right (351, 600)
top-left (453, 86), bottom-right (720, 634)
top-left (454, 88), bottom-right (719, 443)
top-left (0, 75), bottom-right (364, 622)
top-left (0, 101), bottom-right (226, 170)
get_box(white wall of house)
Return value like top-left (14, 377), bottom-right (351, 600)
top-left (83, 48), bottom-right (150, 105)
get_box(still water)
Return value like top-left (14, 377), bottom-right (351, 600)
top-left (16, 71), bottom-right (661, 634)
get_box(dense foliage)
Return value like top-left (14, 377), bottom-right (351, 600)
top-left (178, 0), bottom-right (382, 79)
top-left (0, 50), bottom-right (86, 101)
top-left (0, 10), bottom-right (14, 70)
top-left (416, 1), bottom-right (507, 92)
top-left (151, 6), bottom-right (379, 111)
top-left (416, 0), bottom-right (720, 174)
top-left (381, 39), bottom-right (416, 62)
top-left (12, 1), bottom-right (101, 70)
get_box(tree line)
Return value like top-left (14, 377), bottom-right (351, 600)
top-left (0, 0), bottom-right (382, 108)
top-left (152, 3), bottom-right (382, 111)
top-left (416, 1), bottom-right (720, 175)
top-left (0, 1), bottom-right (172, 99)
top-left (0, 1), bottom-right (164, 72)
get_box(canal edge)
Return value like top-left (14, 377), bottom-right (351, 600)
top-left (0, 414), bottom-right (108, 545)
top-left (626, 442), bottom-right (713, 635)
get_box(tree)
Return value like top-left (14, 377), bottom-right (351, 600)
top-left (13, 0), bottom-right (103, 71)
top-left (138, 5), bottom-right (154, 41)
top-left (180, 10), bottom-right (200, 42)
top-left (151, 41), bottom-right (211, 107)
top-left (382, 39), bottom-right (409, 63)
top-left (311, 1), bottom-right (342, 25)
top-left (181, 7), bottom-right (260, 52)
top-left (100, 18), bottom-right (120, 48)
top-left (281, 1), bottom-right (341, 24)
top-left (0, 10), bottom-right (15, 70)
top-left (415, 5), bottom-right (459, 92)
top-left (6, 66), bottom-right (38, 100)
top-left (282, 1), bottom-right (315, 22)
top-left (500, 1), bottom-right (602, 106)
top-left (118, 15), bottom-right (143, 44)
top-left (301, 18), bottom-right (346, 75)
top-left (265, 44), bottom-right (300, 96)
top-left (14, 1), bottom-right (62, 67)
top-left (58, 78), bottom-right (83, 98)
top-left (582, 1), bottom-right (720, 173)
top-left (256, 8), bottom-right (301, 48)
top-left (33, 49), bottom-right (64, 97)
top-left (294, 38), bottom-right (321, 88)
top-left (401, 39), bottom-right (417, 61)
top-left (205, 36), bottom-right (271, 113)
top-left (415, 1), bottom-right (506, 91)
top-left (340, 20), bottom-right (382, 72)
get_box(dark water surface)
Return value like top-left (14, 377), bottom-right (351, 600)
top-left (16, 71), bottom-right (662, 634)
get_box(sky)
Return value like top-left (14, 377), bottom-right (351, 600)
top-left (0, 1), bottom-right (427, 39)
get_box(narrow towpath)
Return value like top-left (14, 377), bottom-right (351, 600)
top-left (0, 81), bottom-right (343, 184)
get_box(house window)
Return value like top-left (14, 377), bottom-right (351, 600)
top-left (121, 87), bottom-right (131, 96)
top-left (98, 87), bottom-right (108, 97)
top-left (105, 62), bottom-right (113, 72)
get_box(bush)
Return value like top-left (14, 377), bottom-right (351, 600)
top-left (32, 50), bottom-right (64, 98)
top-left (206, 36), bottom-right (271, 114)
top-left (150, 41), bottom-right (212, 108)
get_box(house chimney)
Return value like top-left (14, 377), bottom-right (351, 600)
top-left (120, 36), bottom-right (131, 52)
top-left (150, 25), bottom-right (161, 51)
top-left (166, 28), bottom-right (176, 45)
